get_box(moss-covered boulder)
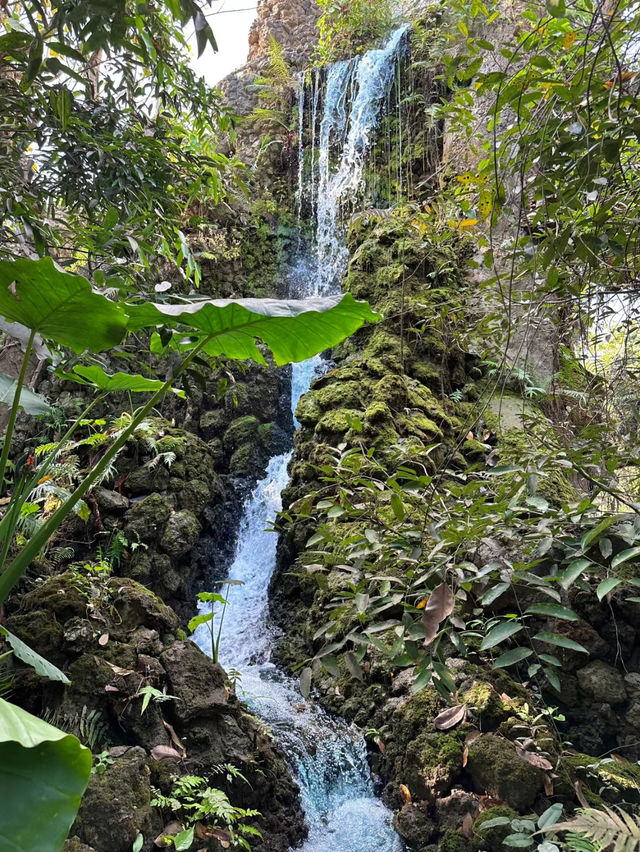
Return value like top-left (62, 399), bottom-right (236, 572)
top-left (124, 493), bottom-right (173, 544)
top-left (70, 746), bottom-right (160, 852)
top-left (160, 509), bottom-right (201, 558)
top-left (466, 734), bottom-right (543, 810)
top-left (472, 806), bottom-right (518, 852)
top-left (401, 731), bottom-right (465, 801)
top-left (160, 640), bottom-right (227, 723)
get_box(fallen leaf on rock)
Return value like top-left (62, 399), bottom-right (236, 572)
top-left (105, 661), bottom-right (135, 676)
top-left (435, 704), bottom-right (467, 730)
top-left (422, 582), bottom-right (455, 646)
top-left (544, 774), bottom-right (554, 796)
top-left (163, 720), bottom-right (186, 758)
top-left (462, 813), bottom-right (474, 838)
top-left (150, 745), bottom-right (183, 762)
top-left (98, 632), bottom-right (109, 646)
top-left (400, 784), bottom-right (412, 804)
top-left (155, 822), bottom-right (182, 846)
top-left (575, 780), bottom-right (589, 808)
top-left (515, 745), bottom-right (553, 770)
top-left (375, 736), bottom-right (386, 754)
top-left (104, 685), bottom-right (119, 692)
top-left (463, 730), bottom-right (482, 767)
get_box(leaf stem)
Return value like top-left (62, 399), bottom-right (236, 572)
top-left (0, 329), bottom-right (36, 495)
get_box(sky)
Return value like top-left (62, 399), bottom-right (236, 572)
top-left (187, 1), bottom-right (259, 85)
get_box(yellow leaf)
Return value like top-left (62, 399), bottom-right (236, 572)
top-left (417, 598), bottom-right (428, 610)
top-left (456, 172), bottom-right (476, 185)
top-left (563, 31), bottom-right (576, 49)
top-left (478, 192), bottom-right (493, 219)
top-left (459, 218), bottom-right (479, 230)
top-left (44, 494), bottom-right (62, 513)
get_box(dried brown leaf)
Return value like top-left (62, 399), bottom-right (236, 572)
top-left (399, 784), bottom-right (412, 804)
top-left (574, 780), bottom-right (590, 808)
top-left (162, 720), bottom-right (186, 758)
top-left (544, 773), bottom-right (554, 796)
top-left (434, 704), bottom-right (467, 730)
top-left (98, 632), bottom-right (109, 646)
top-left (461, 813), bottom-right (474, 838)
top-left (105, 661), bottom-right (135, 676)
top-left (150, 745), bottom-right (183, 762)
top-left (422, 582), bottom-right (455, 646)
top-left (515, 745), bottom-right (553, 771)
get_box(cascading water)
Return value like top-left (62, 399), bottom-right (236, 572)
top-left (195, 27), bottom-right (408, 852)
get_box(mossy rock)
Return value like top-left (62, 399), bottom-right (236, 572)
top-left (565, 752), bottom-right (640, 804)
top-left (394, 803), bottom-right (435, 851)
top-left (466, 734), bottom-right (543, 810)
top-left (124, 493), bottom-right (173, 544)
top-left (106, 577), bottom-right (179, 633)
top-left (315, 408), bottom-right (361, 435)
top-left (439, 828), bottom-right (472, 852)
top-left (462, 680), bottom-right (510, 727)
top-left (473, 806), bottom-right (517, 852)
top-left (296, 391), bottom-right (322, 426)
top-left (160, 509), bottom-right (201, 558)
top-left (401, 731), bottom-right (465, 801)
top-left (391, 688), bottom-right (442, 748)
top-left (223, 414), bottom-right (259, 451)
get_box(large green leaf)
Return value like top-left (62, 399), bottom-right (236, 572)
top-left (0, 626), bottom-right (69, 683)
top-left (126, 293), bottom-right (381, 365)
top-left (0, 258), bottom-right (127, 353)
top-left (0, 371), bottom-right (51, 415)
top-left (0, 697), bottom-right (91, 852)
top-left (57, 364), bottom-right (185, 397)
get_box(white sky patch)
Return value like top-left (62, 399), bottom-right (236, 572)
top-left (187, 1), bottom-right (258, 85)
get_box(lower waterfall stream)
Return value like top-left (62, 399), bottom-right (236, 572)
top-left (194, 351), bottom-right (403, 852)
top-left (195, 25), bottom-right (410, 850)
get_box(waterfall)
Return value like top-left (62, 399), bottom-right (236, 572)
top-left (195, 27), bottom-right (408, 852)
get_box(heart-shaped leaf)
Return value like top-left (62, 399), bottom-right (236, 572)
top-left (0, 697), bottom-right (91, 852)
top-left (125, 293), bottom-right (380, 366)
top-left (0, 258), bottom-right (127, 353)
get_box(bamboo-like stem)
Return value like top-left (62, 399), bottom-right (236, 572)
top-left (0, 330), bottom-right (36, 495)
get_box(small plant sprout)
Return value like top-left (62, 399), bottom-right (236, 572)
top-left (188, 580), bottom-right (244, 664)
top-left (137, 685), bottom-right (179, 716)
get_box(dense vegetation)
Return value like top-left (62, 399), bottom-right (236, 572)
top-left (3, 0), bottom-right (640, 850)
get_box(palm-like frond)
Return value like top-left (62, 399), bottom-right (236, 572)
top-left (549, 807), bottom-right (640, 852)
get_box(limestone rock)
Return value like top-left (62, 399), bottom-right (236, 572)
top-left (160, 640), bottom-right (227, 722)
top-left (124, 493), bottom-right (172, 543)
top-left (93, 487), bottom-right (129, 513)
top-left (576, 660), bottom-right (627, 704)
top-left (160, 509), bottom-right (201, 558)
top-left (70, 746), bottom-right (159, 852)
top-left (394, 803), bottom-right (436, 850)
top-left (466, 734), bottom-right (543, 810)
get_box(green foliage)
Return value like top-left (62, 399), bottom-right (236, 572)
top-left (549, 807), bottom-right (640, 852)
top-left (0, 0), bottom-right (235, 289)
top-left (151, 773), bottom-right (261, 851)
top-left (314, 0), bottom-right (395, 63)
top-left (0, 697), bottom-right (92, 852)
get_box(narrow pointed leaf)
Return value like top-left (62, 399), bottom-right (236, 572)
top-left (0, 627), bottom-right (69, 683)
top-left (525, 603), bottom-right (580, 621)
top-left (533, 632), bottom-right (589, 653)
top-left (492, 647), bottom-right (533, 668)
top-left (597, 577), bottom-right (623, 601)
top-left (611, 547), bottom-right (640, 569)
top-left (480, 621), bottom-right (522, 650)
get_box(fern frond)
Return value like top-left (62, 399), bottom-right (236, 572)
top-left (548, 807), bottom-right (640, 852)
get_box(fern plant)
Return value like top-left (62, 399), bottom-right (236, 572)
top-left (547, 807), bottom-right (640, 852)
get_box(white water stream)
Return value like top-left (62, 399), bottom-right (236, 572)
top-left (195, 28), bottom-right (408, 851)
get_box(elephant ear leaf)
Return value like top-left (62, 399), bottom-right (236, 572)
top-left (0, 697), bottom-right (92, 852)
top-left (0, 371), bottom-right (51, 415)
top-left (125, 292), bottom-right (381, 366)
top-left (0, 257), bottom-right (127, 353)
